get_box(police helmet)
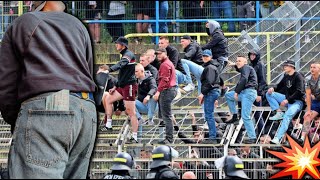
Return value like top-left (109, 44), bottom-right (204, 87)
top-left (224, 156), bottom-right (249, 179)
top-left (110, 152), bottom-right (134, 171)
top-left (150, 145), bottom-right (172, 168)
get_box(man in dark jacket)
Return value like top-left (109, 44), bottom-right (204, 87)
top-left (225, 55), bottom-right (258, 144)
top-left (135, 63), bottom-right (158, 125)
top-left (159, 36), bottom-right (195, 95)
top-left (267, 60), bottom-right (305, 144)
top-left (198, 49), bottom-right (221, 144)
top-left (0, 1), bottom-right (96, 178)
top-left (103, 36), bottom-right (139, 143)
top-left (248, 50), bottom-right (267, 135)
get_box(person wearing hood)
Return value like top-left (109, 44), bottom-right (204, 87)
top-left (135, 63), bottom-right (158, 126)
top-left (202, 20), bottom-right (229, 96)
top-left (248, 49), bottom-right (267, 135)
top-left (198, 49), bottom-right (221, 144)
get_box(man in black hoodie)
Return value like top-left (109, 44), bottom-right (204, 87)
top-left (225, 55), bottom-right (258, 144)
top-left (135, 63), bottom-right (158, 126)
top-left (266, 60), bottom-right (305, 144)
top-left (202, 20), bottom-right (229, 96)
top-left (248, 50), bottom-right (268, 135)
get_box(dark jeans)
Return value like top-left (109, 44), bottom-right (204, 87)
top-left (8, 92), bottom-right (97, 178)
top-left (107, 14), bottom-right (125, 42)
top-left (159, 87), bottom-right (177, 141)
top-left (204, 89), bottom-right (220, 139)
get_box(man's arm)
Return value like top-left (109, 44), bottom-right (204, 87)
top-left (147, 77), bottom-right (157, 96)
top-left (0, 25), bottom-right (21, 126)
top-left (157, 63), bottom-right (172, 92)
top-left (109, 57), bottom-right (129, 72)
top-left (201, 33), bottom-right (221, 50)
top-left (235, 67), bottom-right (250, 94)
top-left (287, 74), bottom-right (305, 103)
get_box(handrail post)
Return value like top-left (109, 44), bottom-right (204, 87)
top-left (266, 34), bottom-right (271, 84)
top-left (155, 1), bottom-right (160, 44)
top-left (18, 1), bottom-right (23, 16)
top-left (197, 34), bottom-right (201, 44)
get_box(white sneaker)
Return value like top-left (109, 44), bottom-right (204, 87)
top-left (182, 83), bottom-right (195, 93)
top-left (271, 137), bottom-right (280, 145)
top-left (174, 89), bottom-right (182, 100)
top-left (269, 112), bottom-right (284, 121)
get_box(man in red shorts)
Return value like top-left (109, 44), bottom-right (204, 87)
top-left (103, 37), bottom-right (139, 143)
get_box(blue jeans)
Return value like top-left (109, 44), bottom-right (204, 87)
top-left (266, 92), bottom-right (304, 140)
top-left (211, 1), bottom-right (235, 32)
top-left (181, 59), bottom-right (204, 94)
top-left (135, 99), bottom-right (158, 120)
top-left (204, 89), bottom-right (220, 139)
top-left (225, 89), bottom-right (257, 139)
top-left (8, 92), bottom-right (97, 179)
top-left (176, 62), bottom-right (193, 86)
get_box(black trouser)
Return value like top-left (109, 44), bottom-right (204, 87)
top-left (159, 87), bottom-right (177, 142)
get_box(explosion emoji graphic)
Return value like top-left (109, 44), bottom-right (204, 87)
top-left (267, 134), bottom-right (320, 179)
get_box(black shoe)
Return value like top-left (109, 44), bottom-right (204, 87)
top-left (158, 139), bottom-right (172, 144)
top-left (100, 126), bottom-right (112, 131)
top-left (225, 114), bottom-right (239, 124)
top-left (126, 137), bottom-right (138, 144)
top-left (159, 121), bottom-right (165, 127)
top-left (174, 125), bottom-right (180, 131)
top-left (202, 139), bottom-right (218, 144)
top-left (243, 139), bottom-right (257, 144)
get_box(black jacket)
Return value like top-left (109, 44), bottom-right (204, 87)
top-left (145, 64), bottom-right (159, 82)
top-left (183, 41), bottom-right (203, 65)
top-left (137, 72), bottom-right (157, 102)
top-left (147, 166), bottom-right (179, 179)
top-left (0, 12), bottom-right (96, 126)
top-left (150, 58), bottom-right (161, 70)
top-left (166, 45), bottom-right (186, 74)
top-left (248, 50), bottom-right (268, 96)
top-left (235, 64), bottom-right (258, 94)
top-left (202, 22), bottom-right (228, 59)
top-left (201, 60), bottom-right (221, 95)
top-left (109, 48), bottom-right (137, 87)
top-left (275, 72), bottom-right (305, 104)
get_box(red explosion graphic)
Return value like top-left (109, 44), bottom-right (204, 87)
top-left (267, 134), bottom-right (320, 179)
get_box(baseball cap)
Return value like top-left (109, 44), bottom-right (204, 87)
top-left (283, 60), bottom-right (295, 69)
top-left (181, 35), bottom-right (192, 40)
top-left (202, 49), bottom-right (212, 57)
top-left (115, 37), bottom-right (128, 48)
top-left (32, 1), bottom-right (46, 11)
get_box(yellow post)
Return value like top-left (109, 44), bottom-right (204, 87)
top-left (18, 1), bottom-right (23, 16)
top-left (266, 34), bottom-right (271, 84)
top-left (197, 34), bottom-right (201, 44)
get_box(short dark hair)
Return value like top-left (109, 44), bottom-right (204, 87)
top-left (159, 36), bottom-right (169, 40)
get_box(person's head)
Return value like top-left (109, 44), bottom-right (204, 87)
top-left (193, 130), bottom-right (205, 142)
top-left (110, 152), bottom-right (135, 171)
top-left (202, 49), bottom-right (212, 63)
top-left (224, 156), bottom-right (249, 179)
top-left (310, 62), bottom-right (320, 76)
top-left (228, 149), bottom-right (238, 156)
top-left (236, 55), bottom-right (248, 69)
top-left (259, 134), bottom-right (272, 144)
top-left (206, 20), bottom-right (221, 35)
top-left (155, 48), bottom-right (168, 62)
top-left (282, 60), bottom-right (296, 74)
top-left (180, 35), bottom-right (192, 49)
top-left (139, 53), bottom-right (150, 68)
top-left (115, 36), bottom-right (128, 51)
top-left (150, 145), bottom-right (179, 169)
top-left (96, 64), bottom-right (110, 74)
top-left (159, 36), bottom-right (170, 49)
top-left (32, 1), bottom-right (66, 12)
top-left (146, 49), bottom-right (156, 63)
top-left (248, 49), bottom-right (260, 62)
top-left (140, 149), bottom-right (151, 158)
top-left (182, 171), bottom-right (197, 179)
top-left (135, 63), bottom-right (145, 79)
top-left (240, 146), bottom-right (250, 158)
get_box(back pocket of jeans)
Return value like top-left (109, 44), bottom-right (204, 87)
top-left (26, 110), bottom-right (74, 168)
